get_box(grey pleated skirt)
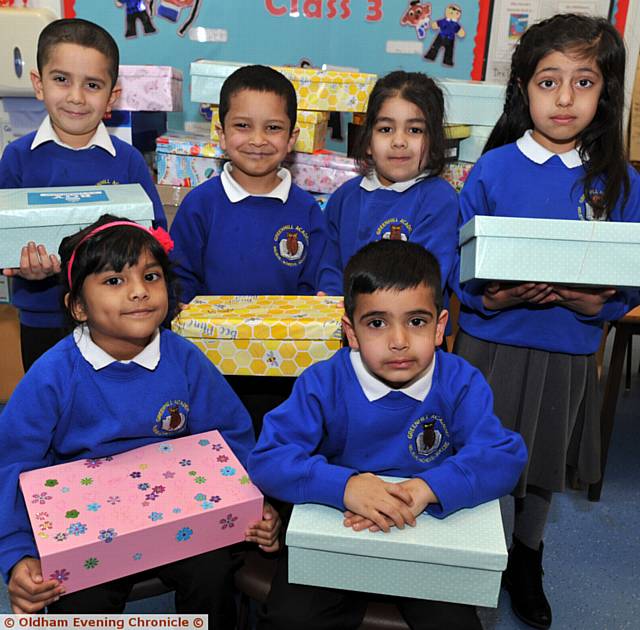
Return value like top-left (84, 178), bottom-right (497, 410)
top-left (454, 330), bottom-right (601, 497)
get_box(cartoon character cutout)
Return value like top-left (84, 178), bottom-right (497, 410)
top-left (279, 231), bottom-right (305, 261)
top-left (400, 1), bottom-right (432, 40)
top-left (424, 3), bottom-right (465, 67)
top-left (416, 420), bottom-right (442, 456)
top-left (157, 0), bottom-right (203, 37)
top-left (115, 0), bottom-right (157, 38)
top-left (382, 224), bottom-right (408, 241)
top-left (161, 404), bottom-right (186, 432)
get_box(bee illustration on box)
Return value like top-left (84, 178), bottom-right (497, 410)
top-left (115, 0), bottom-right (157, 38)
top-left (400, 1), bottom-right (432, 41)
top-left (424, 3), bottom-right (465, 67)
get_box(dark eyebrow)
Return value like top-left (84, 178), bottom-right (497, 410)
top-left (375, 116), bottom-right (426, 124)
top-left (359, 310), bottom-right (387, 322)
top-left (535, 66), bottom-right (599, 75)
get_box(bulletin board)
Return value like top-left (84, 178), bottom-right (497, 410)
top-left (58, 1), bottom-right (634, 128)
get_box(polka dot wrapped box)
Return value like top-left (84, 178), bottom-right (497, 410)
top-left (18, 430), bottom-right (263, 595)
top-left (460, 216), bottom-right (640, 287)
top-left (286, 491), bottom-right (507, 607)
top-left (172, 296), bottom-right (343, 377)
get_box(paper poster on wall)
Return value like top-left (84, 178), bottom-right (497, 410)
top-left (112, 0), bottom-right (203, 39)
top-left (484, 0), bottom-right (613, 82)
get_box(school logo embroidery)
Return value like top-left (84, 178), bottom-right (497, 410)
top-left (273, 225), bottom-right (309, 266)
top-left (375, 218), bottom-right (413, 241)
top-left (407, 414), bottom-right (450, 463)
top-left (577, 189), bottom-right (606, 221)
top-left (154, 400), bottom-right (189, 436)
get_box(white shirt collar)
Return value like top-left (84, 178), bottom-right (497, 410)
top-left (360, 171), bottom-right (426, 193)
top-left (73, 325), bottom-right (160, 370)
top-left (220, 161), bottom-right (292, 203)
top-left (349, 349), bottom-right (435, 402)
top-left (516, 129), bottom-right (582, 169)
top-left (30, 116), bottom-right (116, 157)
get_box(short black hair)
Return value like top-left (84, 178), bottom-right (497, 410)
top-left (343, 240), bottom-right (443, 320)
top-left (37, 18), bottom-right (119, 89)
top-left (218, 65), bottom-right (297, 133)
top-left (59, 214), bottom-right (178, 329)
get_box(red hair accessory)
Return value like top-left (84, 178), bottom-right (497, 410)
top-left (67, 221), bottom-right (174, 289)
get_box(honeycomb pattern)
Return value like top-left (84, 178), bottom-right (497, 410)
top-left (173, 295), bottom-right (343, 377)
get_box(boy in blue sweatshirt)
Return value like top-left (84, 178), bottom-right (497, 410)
top-left (169, 65), bottom-right (327, 301)
top-left (248, 240), bottom-right (527, 630)
top-left (0, 18), bottom-right (166, 372)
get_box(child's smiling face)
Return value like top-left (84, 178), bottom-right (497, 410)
top-left (217, 89), bottom-right (299, 194)
top-left (31, 42), bottom-right (120, 149)
top-left (342, 283), bottom-right (448, 389)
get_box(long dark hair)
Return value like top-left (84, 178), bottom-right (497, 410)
top-left (353, 70), bottom-right (447, 178)
top-left (484, 13), bottom-right (629, 219)
top-left (59, 214), bottom-right (178, 328)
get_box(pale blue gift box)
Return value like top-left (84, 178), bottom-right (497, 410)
top-left (439, 80), bottom-right (506, 126)
top-left (190, 60), bottom-right (248, 104)
top-left (0, 184), bottom-right (154, 269)
top-left (459, 216), bottom-right (640, 287)
top-left (286, 494), bottom-right (507, 607)
top-left (458, 126), bottom-right (493, 163)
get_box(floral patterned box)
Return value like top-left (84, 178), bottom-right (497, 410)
top-left (287, 488), bottom-right (507, 607)
top-left (172, 295), bottom-right (343, 377)
top-left (210, 107), bottom-right (329, 154)
top-left (115, 65), bottom-right (183, 112)
top-left (19, 430), bottom-right (263, 595)
top-left (283, 151), bottom-right (359, 194)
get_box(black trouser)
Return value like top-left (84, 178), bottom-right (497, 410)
top-left (48, 548), bottom-right (238, 628)
top-left (424, 34), bottom-right (456, 66)
top-left (20, 323), bottom-right (66, 372)
top-left (125, 10), bottom-right (156, 37)
top-left (257, 549), bottom-right (482, 630)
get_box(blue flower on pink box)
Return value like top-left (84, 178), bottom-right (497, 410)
top-left (87, 503), bottom-right (101, 512)
top-left (172, 508), bottom-right (182, 514)
top-left (201, 501), bottom-right (214, 510)
top-left (179, 459), bottom-right (191, 467)
top-left (149, 512), bottom-right (163, 521)
top-left (220, 513), bottom-right (238, 529)
top-left (138, 483), bottom-right (150, 491)
top-left (220, 466), bottom-right (236, 477)
top-left (98, 528), bottom-right (117, 543)
top-left (50, 568), bottom-right (70, 583)
top-left (68, 522), bottom-right (87, 536)
top-left (176, 527), bottom-right (193, 542)
top-left (194, 493), bottom-right (206, 501)
top-left (61, 487), bottom-right (70, 493)
top-left (133, 552), bottom-right (143, 561)
top-left (198, 439), bottom-right (210, 446)
top-left (159, 444), bottom-right (173, 453)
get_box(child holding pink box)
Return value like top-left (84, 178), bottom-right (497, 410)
top-left (0, 215), bottom-right (279, 625)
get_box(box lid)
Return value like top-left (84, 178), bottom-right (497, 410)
top-left (190, 60), bottom-right (249, 78)
top-left (156, 132), bottom-right (225, 158)
top-left (459, 216), bottom-right (640, 247)
top-left (0, 184), bottom-right (152, 228)
top-left (439, 79), bottom-right (506, 99)
top-left (273, 65), bottom-right (378, 87)
top-left (284, 150), bottom-right (358, 172)
top-left (286, 493), bottom-right (507, 571)
top-left (445, 124), bottom-right (471, 140)
top-left (172, 295), bottom-right (343, 341)
top-left (119, 65), bottom-right (183, 81)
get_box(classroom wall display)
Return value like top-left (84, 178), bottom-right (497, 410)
top-left (63, 1), bottom-right (634, 128)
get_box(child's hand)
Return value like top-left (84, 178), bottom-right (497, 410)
top-left (343, 479), bottom-right (437, 532)
top-left (343, 473), bottom-right (415, 533)
top-left (551, 286), bottom-right (616, 316)
top-left (482, 281), bottom-right (555, 310)
top-left (8, 557), bottom-right (64, 613)
top-left (3, 242), bottom-right (61, 280)
top-left (245, 502), bottom-right (281, 552)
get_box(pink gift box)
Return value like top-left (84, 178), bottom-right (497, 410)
top-left (19, 431), bottom-right (262, 595)
top-left (115, 65), bottom-right (183, 112)
top-left (284, 151), bottom-right (359, 194)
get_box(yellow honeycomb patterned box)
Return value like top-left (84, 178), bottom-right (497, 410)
top-left (172, 295), bottom-right (343, 377)
top-left (209, 108), bottom-right (329, 154)
top-left (272, 66), bottom-right (377, 113)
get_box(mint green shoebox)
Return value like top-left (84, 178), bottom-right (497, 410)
top-left (190, 60), bottom-right (248, 104)
top-left (286, 495), bottom-right (507, 607)
top-left (459, 216), bottom-right (640, 287)
top-left (0, 184), bottom-right (153, 269)
top-left (439, 80), bottom-right (506, 126)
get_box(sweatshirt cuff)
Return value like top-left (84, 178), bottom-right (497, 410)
top-left (417, 462), bottom-right (474, 519)
top-left (1, 534), bottom-right (38, 584)
top-left (304, 460), bottom-right (357, 509)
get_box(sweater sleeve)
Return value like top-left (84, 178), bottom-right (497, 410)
top-left (127, 148), bottom-right (167, 229)
top-left (169, 185), bottom-right (211, 303)
top-left (297, 196), bottom-right (329, 295)
top-left (0, 360), bottom-right (67, 583)
top-left (417, 365), bottom-right (527, 518)
top-left (248, 367), bottom-right (357, 508)
top-left (316, 186), bottom-right (347, 295)
top-left (0, 141), bottom-right (23, 188)
top-left (181, 338), bottom-right (256, 468)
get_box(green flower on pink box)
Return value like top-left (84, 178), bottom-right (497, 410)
top-left (84, 557), bottom-right (99, 569)
top-left (65, 509), bottom-right (79, 519)
top-left (44, 479), bottom-right (58, 487)
top-left (80, 477), bottom-right (93, 486)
